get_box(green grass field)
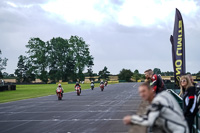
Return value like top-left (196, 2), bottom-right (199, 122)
top-left (0, 83), bottom-right (95, 103)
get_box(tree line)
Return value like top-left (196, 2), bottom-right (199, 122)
top-left (0, 50), bottom-right (8, 78)
top-left (1, 36), bottom-right (200, 83)
top-left (14, 36), bottom-right (94, 83)
top-left (118, 69), bottom-right (144, 82)
top-left (118, 68), bottom-right (200, 82)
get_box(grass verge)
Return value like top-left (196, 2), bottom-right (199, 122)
top-left (0, 83), bottom-right (116, 103)
top-left (0, 84), bottom-right (91, 103)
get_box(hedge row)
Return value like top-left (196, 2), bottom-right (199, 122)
top-left (0, 85), bottom-right (16, 92)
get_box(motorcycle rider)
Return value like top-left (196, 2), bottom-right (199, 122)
top-left (56, 84), bottom-right (64, 97)
top-left (100, 80), bottom-right (104, 85)
top-left (75, 82), bottom-right (81, 93)
top-left (91, 81), bottom-right (94, 89)
top-left (144, 69), bottom-right (166, 94)
top-left (105, 80), bottom-right (108, 86)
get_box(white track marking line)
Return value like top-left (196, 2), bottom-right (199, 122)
top-left (0, 119), bottom-right (123, 122)
top-left (0, 104), bottom-right (140, 109)
top-left (0, 110), bottom-right (137, 114)
top-left (133, 83), bottom-right (137, 88)
top-left (1, 121), bottom-right (30, 133)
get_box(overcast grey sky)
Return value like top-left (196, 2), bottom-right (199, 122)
top-left (0, 0), bottom-right (200, 75)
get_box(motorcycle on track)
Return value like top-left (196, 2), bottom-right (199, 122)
top-left (75, 86), bottom-right (81, 96)
top-left (91, 83), bottom-right (94, 90)
top-left (100, 84), bottom-right (104, 91)
top-left (104, 81), bottom-right (108, 87)
top-left (56, 88), bottom-right (63, 100)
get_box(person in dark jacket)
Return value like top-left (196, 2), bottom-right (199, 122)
top-left (144, 69), bottom-right (166, 94)
top-left (179, 75), bottom-right (198, 132)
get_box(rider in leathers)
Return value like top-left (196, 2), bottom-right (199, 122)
top-left (56, 84), bottom-right (64, 97)
top-left (91, 81), bottom-right (94, 88)
top-left (100, 80), bottom-right (104, 85)
top-left (124, 83), bottom-right (189, 133)
top-left (145, 69), bottom-right (166, 94)
top-left (75, 82), bottom-right (81, 93)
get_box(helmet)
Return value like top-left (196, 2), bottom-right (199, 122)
top-left (76, 82), bottom-right (79, 84)
top-left (58, 84), bottom-right (61, 87)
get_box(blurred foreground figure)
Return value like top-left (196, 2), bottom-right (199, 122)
top-left (123, 82), bottom-right (189, 133)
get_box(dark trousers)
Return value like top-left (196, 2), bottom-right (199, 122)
top-left (185, 115), bottom-right (195, 133)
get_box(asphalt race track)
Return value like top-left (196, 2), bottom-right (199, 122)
top-left (0, 83), bottom-right (141, 133)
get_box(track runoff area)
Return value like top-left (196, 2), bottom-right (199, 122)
top-left (0, 83), bottom-right (141, 133)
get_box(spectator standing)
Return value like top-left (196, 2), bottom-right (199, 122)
top-left (144, 69), bottom-right (166, 94)
top-left (179, 75), bottom-right (198, 132)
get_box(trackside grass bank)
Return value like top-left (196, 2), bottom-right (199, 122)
top-left (0, 83), bottom-right (106, 103)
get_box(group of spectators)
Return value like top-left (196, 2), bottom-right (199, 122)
top-left (123, 69), bottom-right (199, 133)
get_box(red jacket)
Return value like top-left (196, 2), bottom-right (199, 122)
top-left (151, 74), bottom-right (165, 94)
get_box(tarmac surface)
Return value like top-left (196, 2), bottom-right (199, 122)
top-left (0, 83), bottom-right (141, 133)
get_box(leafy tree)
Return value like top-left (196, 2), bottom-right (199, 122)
top-left (161, 71), bottom-right (174, 76)
top-left (153, 68), bottom-right (161, 75)
top-left (0, 50), bottom-right (8, 78)
top-left (197, 71), bottom-right (200, 76)
top-left (47, 37), bottom-right (71, 82)
top-left (118, 69), bottom-right (133, 82)
top-left (69, 36), bottom-right (94, 81)
top-left (2, 72), bottom-right (9, 77)
top-left (15, 55), bottom-right (35, 83)
top-left (140, 74), bottom-right (146, 79)
top-left (93, 73), bottom-right (98, 76)
top-left (0, 71), bottom-right (3, 79)
top-left (24, 36), bottom-right (94, 83)
top-left (86, 66), bottom-right (95, 81)
top-left (1, 73), bottom-right (16, 79)
top-left (65, 59), bottom-right (77, 82)
top-left (87, 59), bottom-right (94, 81)
top-left (15, 55), bottom-right (26, 82)
top-left (47, 36), bottom-right (94, 82)
top-left (98, 66), bottom-right (110, 80)
top-left (132, 69), bottom-right (141, 82)
top-left (9, 74), bottom-right (15, 78)
top-left (193, 71), bottom-right (200, 77)
top-left (26, 38), bottom-right (48, 83)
